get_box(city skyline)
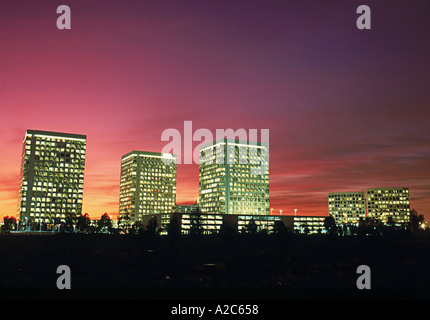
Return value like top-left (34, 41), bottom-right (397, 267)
top-left (0, 1), bottom-right (429, 221)
top-left (2, 127), bottom-right (421, 225)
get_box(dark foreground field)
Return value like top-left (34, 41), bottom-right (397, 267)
top-left (0, 233), bottom-right (429, 299)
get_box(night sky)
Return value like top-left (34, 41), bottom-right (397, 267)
top-left (1, 0), bottom-right (429, 221)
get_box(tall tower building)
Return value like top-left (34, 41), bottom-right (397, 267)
top-left (328, 192), bottom-right (366, 225)
top-left (366, 187), bottom-right (410, 224)
top-left (119, 151), bottom-right (177, 222)
top-left (198, 139), bottom-right (269, 215)
top-left (18, 130), bottom-right (87, 226)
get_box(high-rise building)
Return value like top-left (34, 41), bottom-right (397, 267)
top-left (366, 187), bottom-right (410, 224)
top-left (18, 130), bottom-right (87, 226)
top-left (328, 192), bottom-right (366, 225)
top-left (198, 138), bottom-right (269, 215)
top-left (119, 151), bottom-right (177, 222)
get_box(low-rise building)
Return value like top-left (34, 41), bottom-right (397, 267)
top-left (366, 187), bottom-right (410, 225)
top-left (293, 216), bottom-right (326, 234)
top-left (328, 192), bottom-right (366, 225)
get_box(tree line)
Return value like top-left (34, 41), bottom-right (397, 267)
top-left (1, 209), bottom-right (427, 238)
top-left (322, 209), bottom-right (425, 236)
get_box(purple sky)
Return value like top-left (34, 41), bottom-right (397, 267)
top-left (0, 0), bottom-right (429, 220)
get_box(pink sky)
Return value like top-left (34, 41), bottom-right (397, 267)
top-left (1, 0), bottom-right (429, 221)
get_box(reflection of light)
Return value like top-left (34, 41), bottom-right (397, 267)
top-left (204, 263), bottom-right (217, 267)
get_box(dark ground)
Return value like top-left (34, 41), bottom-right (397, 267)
top-left (0, 233), bottom-right (429, 300)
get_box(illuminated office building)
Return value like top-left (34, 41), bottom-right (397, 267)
top-left (328, 192), bottom-right (366, 225)
top-left (366, 187), bottom-right (410, 224)
top-left (119, 151), bottom-right (177, 222)
top-left (293, 216), bottom-right (326, 234)
top-left (198, 139), bottom-right (269, 215)
top-left (146, 212), bottom-right (291, 235)
top-left (18, 130), bottom-right (87, 226)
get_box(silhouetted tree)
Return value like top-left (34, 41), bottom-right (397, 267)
top-left (244, 218), bottom-right (258, 235)
top-left (386, 216), bottom-right (395, 228)
top-left (1, 216), bottom-right (16, 233)
top-left (219, 219), bottom-right (237, 239)
top-left (97, 213), bottom-right (112, 233)
top-left (62, 217), bottom-right (74, 233)
top-left (358, 217), bottom-right (367, 236)
top-left (145, 216), bottom-right (159, 238)
top-left (409, 209), bottom-right (424, 233)
top-left (359, 217), bottom-right (381, 236)
top-left (167, 214), bottom-right (181, 239)
top-left (131, 221), bottom-right (145, 235)
top-left (76, 213), bottom-right (91, 233)
top-left (324, 216), bottom-right (337, 235)
top-left (273, 220), bottom-right (287, 235)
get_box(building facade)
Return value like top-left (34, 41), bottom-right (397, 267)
top-left (293, 216), bottom-right (326, 234)
top-left (175, 204), bottom-right (199, 214)
top-left (366, 187), bottom-right (410, 225)
top-left (328, 192), bottom-right (366, 225)
top-left (198, 139), bottom-right (269, 215)
top-left (119, 151), bottom-right (177, 222)
top-left (18, 130), bottom-right (86, 227)
top-left (145, 212), bottom-right (292, 235)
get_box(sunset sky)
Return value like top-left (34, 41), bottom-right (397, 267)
top-left (1, 0), bottom-right (429, 221)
